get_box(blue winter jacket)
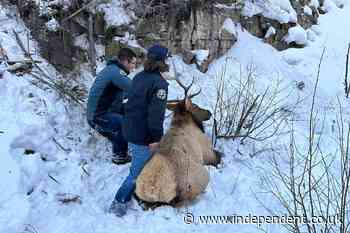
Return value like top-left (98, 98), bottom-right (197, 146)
top-left (123, 71), bottom-right (169, 145)
top-left (86, 59), bottom-right (131, 124)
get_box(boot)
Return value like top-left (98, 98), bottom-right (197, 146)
top-left (109, 199), bottom-right (128, 217)
top-left (112, 153), bottom-right (132, 165)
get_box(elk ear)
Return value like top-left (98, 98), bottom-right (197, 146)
top-left (166, 100), bottom-right (179, 111)
top-left (191, 106), bottom-right (212, 122)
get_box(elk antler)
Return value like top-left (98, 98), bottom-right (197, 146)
top-left (172, 60), bottom-right (201, 99)
top-left (188, 87), bottom-right (201, 99)
top-left (175, 77), bottom-right (195, 98)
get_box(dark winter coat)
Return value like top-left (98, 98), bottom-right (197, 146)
top-left (122, 71), bottom-right (169, 145)
top-left (86, 59), bottom-right (131, 124)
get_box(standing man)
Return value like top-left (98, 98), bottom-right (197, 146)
top-left (109, 44), bottom-right (171, 217)
top-left (87, 48), bottom-right (137, 164)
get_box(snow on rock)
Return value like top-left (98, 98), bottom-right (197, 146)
top-left (280, 1), bottom-right (350, 99)
top-left (97, 0), bottom-right (133, 27)
top-left (191, 49), bottom-right (209, 65)
top-left (310, 0), bottom-right (320, 8)
top-left (222, 18), bottom-right (239, 37)
top-left (74, 34), bottom-right (89, 51)
top-left (242, 0), bottom-right (297, 23)
top-left (283, 25), bottom-right (308, 45)
top-left (113, 32), bottom-right (144, 50)
top-left (34, 0), bottom-right (72, 16)
top-left (48, 0), bottom-right (72, 9)
top-left (303, 5), bottom-right (313, 16)
top-left (321, 0), bottom-right (349, 12)
top-left (45, 18), bottom-right (60, 32)
top-left (322, 0), bottom-right (339, 12)
top-left (329, 0), bottom-right (349, 7)
top-left (264, 26), bottom-right (276, 38)
top-left (214, 20), bottom-right (306, 88)
top-left (215, 3), bottom-right (241, 10)
top-left (35, 0), bottom-right (54, 17)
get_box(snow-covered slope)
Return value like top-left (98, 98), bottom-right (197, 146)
top-left (1, 1), bottom-right (350, 233)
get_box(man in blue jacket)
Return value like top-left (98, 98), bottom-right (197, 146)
top-left (109, 44), bottom-right (170, 217)
top-left (87, 48), bottom-right (137, 164)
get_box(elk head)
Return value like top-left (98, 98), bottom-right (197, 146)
top-left (167, 76), bottom-right (212, 129)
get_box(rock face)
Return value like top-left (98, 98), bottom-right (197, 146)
top-left (134, 1), bottom-right (238, 72)
top-left (8, 0), bottom-right (87, 73)
top-left (4, 0), bottom-right (324, 73)
top-left (129, 0), bottom-right (320, 69)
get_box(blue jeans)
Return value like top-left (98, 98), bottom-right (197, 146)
top-left (114, 143), bottom-right (153, 203)
top-left (92, 113), bottom-right (128, 155)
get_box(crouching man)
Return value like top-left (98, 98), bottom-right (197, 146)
top-left (109, 45), bottom-right (171, 217)
top-left (86, 48), bottom-right (137, 164)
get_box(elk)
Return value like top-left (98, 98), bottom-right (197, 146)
top-left (135, 77), bottom-right (221, 206)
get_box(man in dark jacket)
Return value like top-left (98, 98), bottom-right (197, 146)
top-left (87, 48), bottom-right (137, 164)
top-left (109, 44), bottom-right (170, 217)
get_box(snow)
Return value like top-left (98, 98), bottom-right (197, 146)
top-left (35, 0), bottom-right (55, 17)
top-left (242, 0), bottom-right (297, 23)
top-left (329, 0), bottom-right (349, 7)
top-left (322, 0), bottom-right (349, 12)
top-left (264, 26), bottom-right (276, 38)
top-left (303, 5), bottom-right (313, 16)
top-left (97, 0), bottom-right (133, 27)
top-left (74, 34), bottom-right (89, 50)
top-left (0, 76), bottom-right (29, 232)
top-left (45, 18), bottom-right (60, 32)
top-left (191, 50), bottom-right (209, 65)
top-left (280, 3), bottom-right (350, 98)
top-left (34, 0), bottom-right (72, 16)
top-left (113, 32), bottom-right (144, 50)
top-left (322, 0), bottom-right (339, 12)
top-left (306, 28), bottom-right (317, 42)
top-left (215, 3), bottom-right (241, 10)
top-left (222, 18), bottom-right (239, 37)
top-left (48, 0), bottom-right (72, 9)
top-left (310, 0), bottom-right (320, 8)
top-left (283, 25), bottom-right (308, 45)
top-left (1, 1), bottom-right (350, 233)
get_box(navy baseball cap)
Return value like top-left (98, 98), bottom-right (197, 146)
top-left (147, 44), bottom-right (171, 61)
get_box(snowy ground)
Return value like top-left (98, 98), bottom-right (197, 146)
top-left (1, 1), bottom-right (350, 233)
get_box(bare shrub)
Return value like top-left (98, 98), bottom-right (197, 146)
top-left (211, 57), bottom-right (292, 146)
top-left (343, 43), bottom-right (350, 98)
top-left (258, 49), bottom-right (349, 233)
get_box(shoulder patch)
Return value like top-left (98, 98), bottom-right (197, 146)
top-left (156, 89), bottom-right (167, 100)
top-left (120, 70), bottom-right (127, 76)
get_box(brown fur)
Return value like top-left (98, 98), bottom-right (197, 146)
top-left (135, 102), bottom-right (218, 205)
